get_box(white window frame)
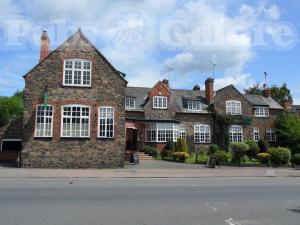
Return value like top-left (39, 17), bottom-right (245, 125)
top-left (179, 124), bottom-right (186, 140)
top-left (188, 101), bottom-right (203, 111)
top-left (35, 104), bottom-right (54, 137)
top-left (125, 97), bottom-right (136, 109)
top-left (145, 123), bottom-right (179, 143)
top-left (194, 124), bottom-right (211, 143)
top-left (153, 96), bottom-right (167, 109)
top-left (253, 127), bottom-right (260, 142)
top-left (229, 125), bottom-right (243, 142)
top-left (61, 104), bottom-right (90, 138)
top-left (255, 107), bottom-right (269, 117)
top-left (266, 128), bottom-right (277, 142)
top-left (226, 100), bottom-right (242, 115)
top-left (63, 59), bottom-right (92, 87)
top-left (98, 106), bottom-right (114, 138)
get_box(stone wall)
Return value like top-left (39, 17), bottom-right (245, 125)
top-left (22, 31), bottom-right (127, 168)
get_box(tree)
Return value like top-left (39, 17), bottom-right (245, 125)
top-left (0, 105), bottom-right (9, 127)
top-left (244, 83), bottom-right (293, 105)
top-left (275, 111), bottom-right (300, 153)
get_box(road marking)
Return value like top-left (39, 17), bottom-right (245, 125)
top-left (264, 169), bottom-right (276, 177)
top-left (225, 218), bottom-right (241, 225)
top-left (206, 202), bottom-right (228, 212)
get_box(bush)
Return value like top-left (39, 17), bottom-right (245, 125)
top-left (268, 147), bottom-right (291, 166)
top-left (161, 149), bottom-right (172, 159)
top-left (177, 138), bottom-right (188, 152)
top-left (215, 150), bottom-right (231, 163)
top-left (257, 153), bottom-right (271, 164)
top-left (292, 144), bottom-right (300, 155)
top-left (258, 139), bottom-right (269, 152)
top-left (171, 151), bottom-right (189, 162)
top-left (166, 140), bottom-right (176, 152)
top-left (292, 154), bottom-right (300, 165)
top-left (144, 145), bottom-right (159, 157)
top-left (208, 144), bottom-right (219, 155)
top-left (245, 140), bottom-right (259, 158)
top-left (0, 105), bottom-right (9, 127)
top-left (230, 142), bottom-right (249, 166)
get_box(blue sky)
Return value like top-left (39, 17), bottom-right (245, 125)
top-left (0, 0), bottom-right (299, 103)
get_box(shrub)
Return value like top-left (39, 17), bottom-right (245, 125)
top-left (144, 145), bottom-right (159, 157)
top-left (230, 142), bottom-right (249, 166)
top-left (258, 139), bottom-right (269, 152)
top-left (293, 154), bottom-right (300, 165)
top-left (257, 153), bottom-right (271, 164)
top-left (215, 150), bottom-right (231, 163)
top-left (208, 144), bottom-right (219, 155)
top-left (166, 140), bottom-right (176, 152)
top-left (245, 140), bottom-right (259, 158)
top-left (268, 147), bottom-right (291, 166)
top-left (171, 151), bottom-right (189, 162)
top-left (161, 149), bottom-right (172, 159)
top-left (292, 144), bottom-right (300, 155)
top-left (177, 138), bottom-right (188, 153)
top-left (0, 105), bottom-right (9, 127)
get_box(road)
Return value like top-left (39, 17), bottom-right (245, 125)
top-left (0, 177), bottom-right (299, 225)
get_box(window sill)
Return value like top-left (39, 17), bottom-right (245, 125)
top-left (62, 84), bottom-right (92, 88)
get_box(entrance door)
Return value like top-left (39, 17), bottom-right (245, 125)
top-left (126, 128), bottom-right (138, 152)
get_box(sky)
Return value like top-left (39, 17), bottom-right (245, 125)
top-left (0, 0), bottom-right (299, 103)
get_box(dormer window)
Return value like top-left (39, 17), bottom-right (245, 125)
top-left (63, 59), bottom-right (92, 87)
top-left (226, 100), bottom-right (242, 115)
top-left (153, 96), bottom-right (167, 109)
top-left (125, 97), bottom-right (136, 109)
top-left (188, 101), bottom-right (202, 111)
top-left (255, 107), bottom-right (269, 117)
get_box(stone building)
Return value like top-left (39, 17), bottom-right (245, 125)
top-left (21, 29), bottom-right (127, 168)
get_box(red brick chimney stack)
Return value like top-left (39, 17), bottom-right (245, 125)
top-left (205, 77), bottom-right (214, 104)
top-left (263, 88), bottom-right (272, 98)
top-left (162, 79), bottom-right (170, 89)
top-left (40, 30), bottom-right (50, 62)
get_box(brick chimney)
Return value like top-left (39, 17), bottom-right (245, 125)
top-left (162, 79), bottom-right (170, 88)
top-left (283, 99), bottom-right (292, 109)
top-left (263, 88), bottom-right (272, 98)
top-left (40, 30), bottom-right (50, 62)
top-left (205, 77), bottom-right (214, 104)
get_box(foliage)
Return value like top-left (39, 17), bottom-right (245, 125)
top-left (267, 147), bottom-right (291, 166)
top-left (275, 111), bottom-right (300, 150)
top-left (208, 144), bottom-right (219, 155)
top-left (292, 144), bottom-right (300, 155)
top-left (244, 83), bottom-right (293, 105)
top-left (171, 152), bottom-right (189, 162)
top-left (144, 145), bottom-right (159, 157)
top-left (245, 140), bottom-right (259, 158)
top-left (292, 154), bottom-right (300, 165)
top-left (257, 153), bottom-right (271, 164)
top-left (166, 140), bottom-right (176, 152)
top-left (0, 90), bottom-right (23, 127)
top-left (258, 139), bottom-right (270, 153)
top-left (177, 138), bottom-right (188, 153)
top-left (161, 149), bottom-right (172, 159)
top-left (215, 150), bottom-right (231, 163)
top-left (230, 142), bottom-right (250, 166)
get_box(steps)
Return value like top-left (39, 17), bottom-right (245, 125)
top-left (138, 152), bottom-right (155, 161)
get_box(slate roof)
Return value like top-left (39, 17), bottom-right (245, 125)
top-left (125, 86), bottom-right (210, 113)
top-left (291, 105), bottom-right (300, 113)
top-left (243, 94), bottom-right (283, 109)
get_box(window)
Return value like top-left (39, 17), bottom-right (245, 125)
top-left (188, 101), bottom-right (202, 111)
top-left (145, 123), bottom-right (179, 142)
top-left (125, 97), bottom-right (136, 109)
top-left (253, 128), bottom-right (260, 141)
top-left (194, 124), bottom-right (211, 143)
top-left (266, 128), bottom-right (276, 142)
top-left (98, 107), bottom-right (114, 138)
top-left (35, 105), bottom-right (53, 137)
top-left (61, 105), bottom-right (90, 138)
top-left (63, 59), bottom-right (92, 86)
top-left (226, 101), bottom-right (242, 115)
top-left (153, 96), bottom-right (167, 109)
top-left (229, 125), bottom-right (243, 142)
top-left (255, 107), bottom-right (269, 117)
top-left (179, 124), bottom-right (186, 140)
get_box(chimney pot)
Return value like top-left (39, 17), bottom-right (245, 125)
top-left (40, 30), bottom-right (50, 62)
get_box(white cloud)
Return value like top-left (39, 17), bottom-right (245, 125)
top-left (263, 4), bottom-right (281, 20)
top-left (0, 0), bottom-right (19, 16)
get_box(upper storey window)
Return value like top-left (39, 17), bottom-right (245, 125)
top-left (153, 96), bottom-right (167, 109)
top-left (255, 107), bottom-right (269, 117)
top-left (226, 101), bottom-right (242, 115)
top-left (188, 101), bottom-right (203, 111)
top-left (63, 59), bottom-right (92, 87)
top-left (125, 98), bottom-right (136, 109)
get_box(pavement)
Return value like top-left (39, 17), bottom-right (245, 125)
top-left (0, 160), bottom-right (299, 178)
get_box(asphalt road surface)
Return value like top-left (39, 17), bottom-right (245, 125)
top-left (0, 177), bottom-right (299, 225)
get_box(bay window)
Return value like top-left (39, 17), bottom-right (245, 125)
top-left (145, 123), bottom-right (179, 142)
